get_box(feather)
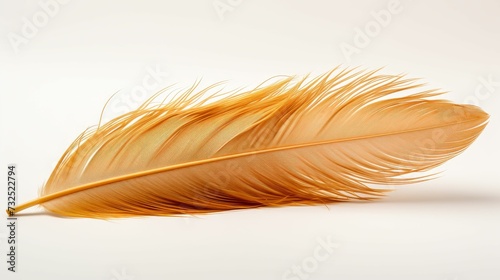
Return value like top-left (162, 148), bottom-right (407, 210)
top-left (9, 68), bottom-right (489, 218)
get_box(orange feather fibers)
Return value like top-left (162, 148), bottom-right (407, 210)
top-left (9, 68), bottom-right (489, 218)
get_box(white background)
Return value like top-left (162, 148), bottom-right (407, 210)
top-left (1, 0), bottom-right (499, 279)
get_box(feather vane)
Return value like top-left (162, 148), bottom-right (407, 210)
top-left (9, 68), bottom-right (489, 218)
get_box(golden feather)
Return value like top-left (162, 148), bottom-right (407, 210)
top-left (9, 68), bottom-right (489, 218)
